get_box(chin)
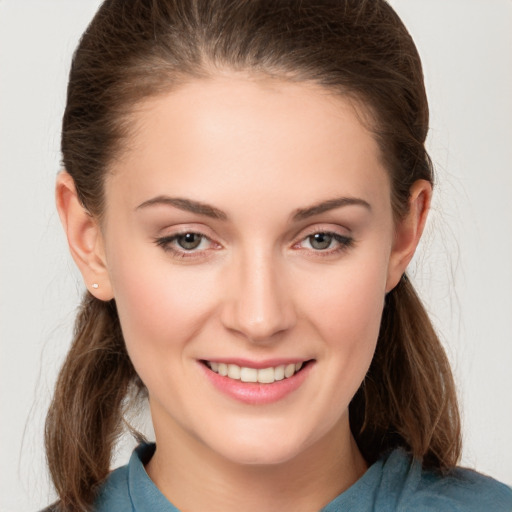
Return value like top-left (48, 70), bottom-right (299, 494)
top-left (220, 442), bottom-right (303, 467)
top-left (202, 422), bottom-right (319, 467)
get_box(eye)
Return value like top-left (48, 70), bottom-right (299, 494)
top-left (308, 232), bottom-right (335, 250)
top-left (297, 231), bottom-right (354, 253)
top-left (154, 231), bottom-right (216, 256)
top-left (175, 232), bottom-right (204, 250)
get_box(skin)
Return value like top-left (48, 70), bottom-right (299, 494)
top-left (56, 74), bottom-right (431, 512)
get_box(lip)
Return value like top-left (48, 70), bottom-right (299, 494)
top-left (199, 359), bottom-right (314, 405)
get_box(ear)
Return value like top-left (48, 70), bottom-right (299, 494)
top-left (55, 171), bottom-right (114, 301)
top-left (385, 179), bottom-right (432, 293)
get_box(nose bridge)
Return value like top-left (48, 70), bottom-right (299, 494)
top-left (222, 244), bottom-right (295, 342)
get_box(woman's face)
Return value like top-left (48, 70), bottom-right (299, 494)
top-left (100, 75), bottom-right (404, 465)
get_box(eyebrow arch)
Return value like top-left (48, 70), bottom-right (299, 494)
top-left (136, 196), bottom-right (228, 220)
top-left (292, 197), bottom-right (371, 221)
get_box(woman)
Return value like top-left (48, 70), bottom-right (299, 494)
top-left (44, 0), bottom-right (512, 511)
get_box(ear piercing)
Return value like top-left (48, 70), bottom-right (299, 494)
top-left (92, 283), bottom-right (99, 289)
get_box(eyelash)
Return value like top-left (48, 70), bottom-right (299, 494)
top-left (154, 230), bottom-right (354, 259)
top-left (295, 231), bottom-right (355, 256)
top-left (154, 232), bottom-right (217, 259)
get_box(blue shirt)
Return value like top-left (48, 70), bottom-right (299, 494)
top-left (94, 443), bottom-right (512, 511)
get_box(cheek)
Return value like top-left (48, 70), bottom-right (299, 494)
top-left (107, 248), bottom-right (219, 372)
top-left (304, 257), bottom-right (387, 336)
top-left (298, 253), bottom-right (388, 386)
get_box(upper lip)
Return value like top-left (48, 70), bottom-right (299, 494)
top-left (200, 358), bottom-right (312, 369)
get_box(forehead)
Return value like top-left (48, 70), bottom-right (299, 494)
top-left (106, 74), bottom-right (389, 215)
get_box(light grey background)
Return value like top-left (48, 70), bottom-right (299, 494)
top-left (1, 1), bottom-right (511, 510)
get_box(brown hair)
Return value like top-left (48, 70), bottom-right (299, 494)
top-left (46, 0), bottom-right (461, 510)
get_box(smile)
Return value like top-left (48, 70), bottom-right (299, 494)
top-left (205, 361), bottom-right (304, 384)
top-left (201, 359), bottom-right (314, 404)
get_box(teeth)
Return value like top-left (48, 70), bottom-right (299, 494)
top-left (256, 367), bottom-right (275, 384)
top-left (227, 364), bottom-right (240, 379)
top-left (240, 367), bottom-right (258, 383)
top-left (206, 361), bottom-right (305, 384)
top-left (284, 363), bottom-right (295, 378)
top-left (274, 365), bottom-right (285, 381)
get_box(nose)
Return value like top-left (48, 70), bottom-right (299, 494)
top-left (220, 249), bottom-right (296, 343)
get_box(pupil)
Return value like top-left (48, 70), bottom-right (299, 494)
top-left (310, 233), bottom-right (332, 250)
top-left (178, 233), bottom-right (202, 250)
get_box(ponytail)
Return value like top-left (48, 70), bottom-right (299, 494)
top-left (350, 275), bottom-right (462, 471)
top-left (45, 294), bottom-right (142, 511)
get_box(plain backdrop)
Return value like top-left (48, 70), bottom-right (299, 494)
top-left (1, 1), bottom-right (511, 510)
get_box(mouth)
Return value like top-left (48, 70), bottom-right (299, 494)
top-left (202, 360), bottom-right (312, 384)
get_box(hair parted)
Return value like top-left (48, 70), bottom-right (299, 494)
top-left (46, 1), bottom-right (461, 510)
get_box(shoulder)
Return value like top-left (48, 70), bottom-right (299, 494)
top-left (93, 463), bottom-right (132, 511)
top-left (93, 442), bottom-right (162, 512)
top-left (410, 466), bottom-right (512, 511)
top-left (383, 449), bottom-right (512, 511)
top-left (38, 464), bottom-right (132, 512)
top-left (39, 463), bottom-right (133, 512)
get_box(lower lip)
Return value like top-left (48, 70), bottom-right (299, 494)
top-left (200, 362), bottom-right (314, 405)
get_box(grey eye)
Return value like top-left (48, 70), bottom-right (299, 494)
top-left (176, 233), bottom-right (203, 250)
top-left (309, 233), bottom-right (333, 250)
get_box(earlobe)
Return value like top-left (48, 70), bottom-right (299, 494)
top-left (55, 171), bottom-right (114, 301)
top-left (385, 179), bottom-right (432, 293)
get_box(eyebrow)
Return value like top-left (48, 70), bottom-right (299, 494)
top-left (136, 195), bottom-right (371, 222)
top-left (292, 197), bottom-right (371, 221)
top-left (136, 196), bottom-right (228, 220)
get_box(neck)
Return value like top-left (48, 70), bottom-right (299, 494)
top-left (146, 415), bottom-right (367, 512)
